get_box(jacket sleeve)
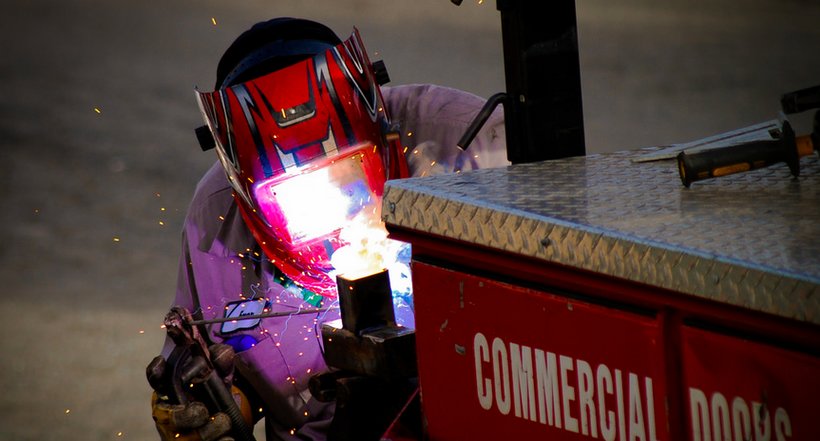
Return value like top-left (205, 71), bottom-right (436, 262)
top-left (382, 84), bottom-right (509, 176)
top-left (160, 162), bottom-right (231, 358)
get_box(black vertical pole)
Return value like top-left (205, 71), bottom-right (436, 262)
top-left (497, 0), bottom-right (585, 163)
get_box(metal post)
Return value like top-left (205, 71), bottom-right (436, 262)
top-left (498, 0), bottom-right (585, 163)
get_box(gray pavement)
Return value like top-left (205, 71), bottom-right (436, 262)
top-left (1, 0), bottom-right (818, 439)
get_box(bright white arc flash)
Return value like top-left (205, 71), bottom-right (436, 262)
top-left (272, 167), bottom-right (349, 242)
top-left (330, 218), bottom-right (392, 280)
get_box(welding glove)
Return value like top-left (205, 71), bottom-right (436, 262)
top-left (147, 344), bottom-right (255, 441)
top-left (151, 391), bottom-right (233, 441)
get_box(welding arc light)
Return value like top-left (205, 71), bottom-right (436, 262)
top-left (252, 146), bottom-right (384, 248)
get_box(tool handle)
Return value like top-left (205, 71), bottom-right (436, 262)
top-left (676, 140), bottom-right (786, 187)
top-left (676, 121), bottom-right (801, 187)
top-left (202, 369), bottom-right (257, 441)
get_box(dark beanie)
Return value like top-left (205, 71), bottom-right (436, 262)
top-left (215, 17), bottom-right (342, 89)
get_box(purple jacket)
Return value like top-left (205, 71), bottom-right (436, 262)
top-left (163, 84), bottom-right (507, 440)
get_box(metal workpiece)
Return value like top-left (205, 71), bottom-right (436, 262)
top-left (382, 149), bottom-right (820, 324)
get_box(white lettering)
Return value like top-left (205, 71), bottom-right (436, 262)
top-left (492, 337), bottom-right (511, 414)
top-left (535, 349), bottom-right (562, 428)
top-left (774, 407), bottom-right (791, 441)
top-left (752, 402), bottom-right (771, 441)
top-left (510, 343), bottom-right (537, 421)
top-left (711, 393), bottom-right (731, 441)
top-left (471, 334), bottom-right (796, 441)
top-left (616, 369), bottom-right (627, 441)
top-left (577, 359), bottom-right (598, 437)
top-left (474, 333), bottom-right (492, 410)
top-left (471, 333), bottom-right (662, 441)
top-left (732, 397), bottom-right (751, 441)
top-left (598, 364), bottom-right (617, 441)
top-left (645, 378), bottom-right (659, 441)
top-left (629, 373), bottom-right (647, 441)
top-left (686, 388), bottom-right (792, 441)
top-left (690, 388), bottom-right (711, 441)
top-left (560, 355), bottom-right (580, 433)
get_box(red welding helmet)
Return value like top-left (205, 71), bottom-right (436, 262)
top-left (196, 22), bottom-right (408, 298)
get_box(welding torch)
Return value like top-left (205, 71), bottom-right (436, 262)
top-left (677, 85), bottom-right (820, 187)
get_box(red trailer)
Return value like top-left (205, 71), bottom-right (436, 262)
top-left (382, 144), bottom-right (819, 441)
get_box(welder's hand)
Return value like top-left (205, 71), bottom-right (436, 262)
top-left (146, 347), bottom-right (254, 441)
top-left (151, 392), bottom-right (233, 441)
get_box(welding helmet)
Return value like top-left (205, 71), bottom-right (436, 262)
top-left (195, 18), bottom-right (408, 298)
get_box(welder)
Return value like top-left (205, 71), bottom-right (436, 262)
top-left (146, 17), bottom-right (508, 441)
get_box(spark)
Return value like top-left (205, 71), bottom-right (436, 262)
top-left (113, 237), bottom-right (120, 242)
top-left (94, 107), bottom-right (101, 114)
top-left (138, 330), bottom-right (145, 334)
top-left (211, 17), bottom-right (218, 26)
top-left (158, 221), bottom-right (165, 226)
top-left (117, 432), bottom-right (124, 437)
top-left (160, 207), bottom-right (166, 211)
top-left (65, 409), bottom-right (71, 414)
top-left (407, 131), bottom-right (413, 137)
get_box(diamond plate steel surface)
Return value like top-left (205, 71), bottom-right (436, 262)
top-left (383, 149), bottom-right (820, 324)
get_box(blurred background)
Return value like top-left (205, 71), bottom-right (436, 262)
top-left (1, 0), bottom-right (818, 439)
